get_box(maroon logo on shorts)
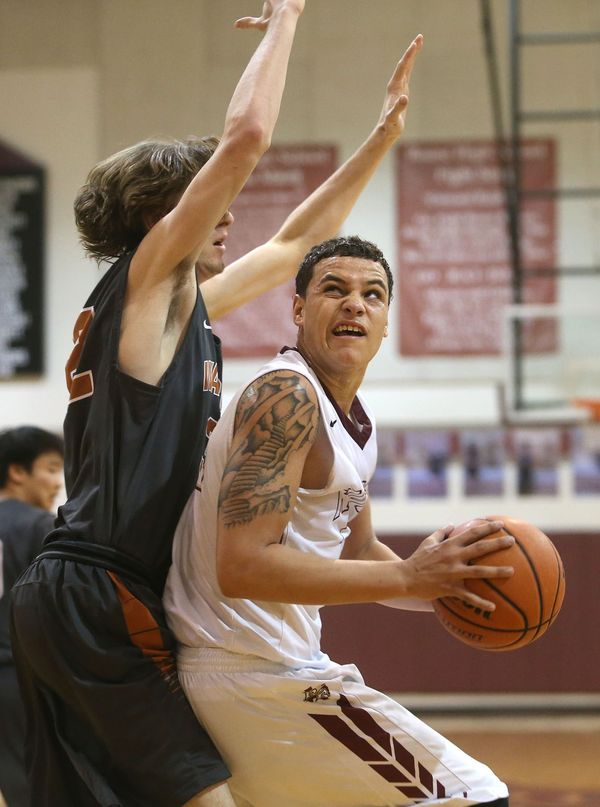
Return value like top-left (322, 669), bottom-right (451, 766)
top-left (303, 684), bottom-right (331, 703)
top-left (307, 694), bottom-right (469, 801)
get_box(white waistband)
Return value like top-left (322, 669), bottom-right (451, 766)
top-left (177, 646), bottom-right (289, 674)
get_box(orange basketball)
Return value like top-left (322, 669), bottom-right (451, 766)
top-left (432, 516), bottom-right (566, 651)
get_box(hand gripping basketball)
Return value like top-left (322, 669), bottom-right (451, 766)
top-left (403, 519), bottom-right (515, 609)
top-left (432, 517), bottom-right (566, 651)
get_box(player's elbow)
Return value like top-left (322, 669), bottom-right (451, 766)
top-left (221, 119), bottom-right (271, 164)
top-left (217, 571), bottom-right (243, 599)
top-left (216, 552), bottom-right (253, 599)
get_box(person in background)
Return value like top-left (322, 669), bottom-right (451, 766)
top-left (0, 426), bottom-right (63, 807)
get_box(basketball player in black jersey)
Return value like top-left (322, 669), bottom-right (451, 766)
top-left (9, 3), bottom-right (424, 806)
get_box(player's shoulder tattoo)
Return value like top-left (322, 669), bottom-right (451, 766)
top-left (234, 370), bottom-right (317, 431)
top-left (221, 371), bottom-right (319, 528)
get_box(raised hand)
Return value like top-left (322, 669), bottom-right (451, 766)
top-left (399, 519), bottom-right (514, 611)
top-left (235, 0), bottom-right (305, 31)
top-left (377, 34), bottom-right (423, 140)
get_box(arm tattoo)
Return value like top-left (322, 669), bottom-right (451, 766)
top-left (220, 372), bottom-right (318, 527)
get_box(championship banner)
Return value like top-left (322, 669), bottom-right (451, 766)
top-left (214, 145), bottom-right (337, 358)
top-left (0, 138), bottom-right (45, 378)
top-left (395, 139), bottom-right (556, 356)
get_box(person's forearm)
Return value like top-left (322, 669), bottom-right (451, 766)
top-left (218, 540), bottom-right (413, 605)
top-left (218, 511), bottom-right (514, 612)
top-left (136, 3), bottom-right (303, 285)
top-left (272, 34), bottom-right (423, 254)
top-left (222, 4), bottom-right (302, 151)
top-left (378, 597), bottom-right (434, 612)
top-left (347, 528), bottom-right (434, 611)
top-left (200, 35), bottom-right (421, 316)
top-left (360, 547), bottom-right (434, 608)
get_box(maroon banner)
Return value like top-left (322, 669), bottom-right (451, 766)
top-left (214, 145), bottom-right (337, 358)
top-left (395, 139), bottom-right (556, 356)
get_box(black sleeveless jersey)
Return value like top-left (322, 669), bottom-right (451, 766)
top-left (46, 253), bottom-right (222, 591)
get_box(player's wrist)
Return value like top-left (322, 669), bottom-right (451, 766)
top-left (373, 120), bottom-right (403, 146)
top-left (270, 0), bottom-right (305, 22)
top-left (388, 558), bottom-right (417, 599)
top-left (361, 125), bottom-right (397, 158)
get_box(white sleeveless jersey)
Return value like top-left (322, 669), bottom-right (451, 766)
top-left (164, 348), bottom-right (377, 669)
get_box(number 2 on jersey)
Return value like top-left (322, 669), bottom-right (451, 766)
top-left (66, 307), bottom-right (95, 403)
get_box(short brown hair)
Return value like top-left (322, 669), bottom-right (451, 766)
top-left (74, 135), bottom-right (219, 261)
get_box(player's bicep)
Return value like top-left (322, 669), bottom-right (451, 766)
top-left (217, 371), bottom-right (319, 564)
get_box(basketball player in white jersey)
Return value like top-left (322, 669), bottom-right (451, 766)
top-left (164, 236), bottom-right (513, 807)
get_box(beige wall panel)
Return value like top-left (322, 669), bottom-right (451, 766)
top-left (0, 0), bottom-right (98, 69)
top-left (0, 67), bottom-right (99, 428)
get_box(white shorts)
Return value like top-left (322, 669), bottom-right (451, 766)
top-left (177, 648), bottom-right (508, 807)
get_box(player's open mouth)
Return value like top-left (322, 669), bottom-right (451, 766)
top-left (332, 324), bottom-right (366, 337)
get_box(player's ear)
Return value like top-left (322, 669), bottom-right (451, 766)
top-left (7, 463), bottom-right (28, 486)
top-left (383, 322), bottom-right (389, 337)
top-left (293, 294), bottom-right (304, 327)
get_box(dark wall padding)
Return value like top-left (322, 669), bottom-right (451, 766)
top-left (321, 534), bottom-right (596, 693)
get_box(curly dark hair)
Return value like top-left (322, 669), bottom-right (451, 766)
top-left (295, 235), bottom-right (393, 300)
top-left (74, 135), bottom-right (219, 261)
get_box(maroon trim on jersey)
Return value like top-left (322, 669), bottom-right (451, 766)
top-left (280, 347), bottom-right (372, 450)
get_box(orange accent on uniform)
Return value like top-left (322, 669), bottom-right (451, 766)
top-left (203, 360), bottom-right (222, 396)
top-left (66, 307), bottom-right (95, 397)
top-left (107, 571), bottom-right (175, 678)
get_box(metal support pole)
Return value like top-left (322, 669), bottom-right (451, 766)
top-left (508, 0), bottom-right (524, 410)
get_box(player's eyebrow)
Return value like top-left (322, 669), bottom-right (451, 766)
top-left (364, 277), bottom-right (388, 293)
top-left (318, 272), bottom-right (387, 292)
top-left (318, 272), bottom-right (346, 286)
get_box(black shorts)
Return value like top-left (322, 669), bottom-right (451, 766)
top-left (10, 556), bottom-right (229, 807)
top-left (0, 663), bottom-right (31, 806)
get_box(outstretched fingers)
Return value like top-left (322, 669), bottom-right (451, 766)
top-left (403, 33), bottom-right (424, 78)
top-left (434, 524), bottom-right (455, 542)
top-left (462, 533), bottom-right (514, 567)
top-left (235, 1), bottom-right (272, 30)
top-left (418, 525), bottom-right (455, 551)
top-left (388, 33), bottom-right (423, 89)
top-left (408, 519), bottom-right (514, 609)
top-left (235, 0), bottom-right (304, 30)
top-left (444, 582), bottom-right (502, 613)
top-left (379, 34), bottom-right (423, 133)
top-left (448, 527), bottom-right (515, 611)
top-left (452, 519), bottom-right (505, 546)
top-left (388, 94), bottom-right (409, 117)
